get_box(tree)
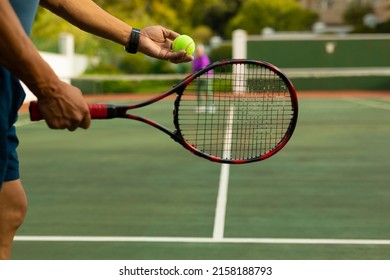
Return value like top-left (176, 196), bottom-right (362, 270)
top-left (343, 1), bottom-right (373, 27)
top-left (31, 0), bottom-right (320, 74)
top-left (342, 2), bottom-right (390, 33)
top-left (193, 0), bottom-right (244, 37)
top-left (31, 0), bottom-right (193, 73)
top-left (32, 7), bottom-right (100, 55)
top-left (226, 0), bottom-right (317, 35)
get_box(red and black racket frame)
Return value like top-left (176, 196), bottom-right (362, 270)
top-left (30, 59), bottom-right (298, 164)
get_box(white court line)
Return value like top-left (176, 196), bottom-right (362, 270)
top-left (213, 106), bottom-right (234, 240)
top-left (343, 98), bottom-right (390, 111)
top-left (14, 235), bottom-right (390, 245)
top-left (213, 164), bottom-right (229, 240)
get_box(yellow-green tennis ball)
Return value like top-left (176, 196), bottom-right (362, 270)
top-left (172, 35), bottom-right (195, 55)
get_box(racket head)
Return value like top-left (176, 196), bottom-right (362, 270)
top-left (173, 59), bottom-right (298, 164)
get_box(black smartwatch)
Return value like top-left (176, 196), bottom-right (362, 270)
top-left (125, 28), bottom-right (140, 54)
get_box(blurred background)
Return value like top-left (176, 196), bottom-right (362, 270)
top-left (29, 0), bottom-right (390, 80)
top-left (14, 0), bottom-right (390, 260)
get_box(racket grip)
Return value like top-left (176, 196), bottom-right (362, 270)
top-left (29, 101), bottom-right (115, 121)
top-left (88, 104), bottom-right (112, 119)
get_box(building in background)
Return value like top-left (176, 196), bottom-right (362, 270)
top-left (297, 0), bottom-right (390, 25)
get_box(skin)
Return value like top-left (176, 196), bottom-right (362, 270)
top-left (0, 0), bottom-right (193, 259)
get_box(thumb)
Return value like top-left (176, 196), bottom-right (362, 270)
top-left (80, 111), bottom-right (91, 129)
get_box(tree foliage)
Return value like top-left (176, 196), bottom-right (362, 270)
top-left (343, 2), bottom-right (390, 33)
top-left (31, 0), bottom-right (318, 73)
top-left (227, 0), bottom-right (317, 35)
top-left (343, 1), bottom-right (373, 26)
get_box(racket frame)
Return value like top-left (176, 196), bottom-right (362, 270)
top-left (30, 59), bottom-right (298, 164)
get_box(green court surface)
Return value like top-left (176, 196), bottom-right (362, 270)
top-left (13, 93), bottom-right (390, 259)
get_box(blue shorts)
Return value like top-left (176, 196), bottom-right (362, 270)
top-left (0, 66), bottom-right (26, 185)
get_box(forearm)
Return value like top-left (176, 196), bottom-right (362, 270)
top-left (0, 0), bottom-right (60, 98)
top-left (40, 0), bottom-right (131, 46)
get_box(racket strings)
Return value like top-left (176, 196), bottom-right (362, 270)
top-left (177, 62), bottom-right (294, 161)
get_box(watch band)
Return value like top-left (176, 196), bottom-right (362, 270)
top-left (125, 28), bottom-right (140, 54)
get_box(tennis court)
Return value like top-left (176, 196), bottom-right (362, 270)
top-left (13, 90), bottom-right (390, 259)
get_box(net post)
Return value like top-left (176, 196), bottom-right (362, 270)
top-left (232, 30), bottom-right (248, 94)
top-left (232, 29), bottom-right (247, 59)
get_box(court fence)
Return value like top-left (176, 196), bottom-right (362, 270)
top-left (71, 31), bottom-right (390, 94)
top-left (232, 29), bottom-right (390, 91)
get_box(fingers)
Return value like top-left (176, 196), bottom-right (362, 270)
top-left (37, 83), bottom-right (91, 131)
top-left (44, 110), bottom-right (90, 131)
top-left (65, 111), bottom-right (91, 131)
top-left (139, 25), bottom-right (193, 63)
top-left (161, 41), bottom-right (194, 63)
top-left (79, 112), bottom-right (91, 130)
top-left (160, 28), bottom-right (194, 63)
top-left (161, 27), bottom-right (180, 41)
top-left (170, 55), bottom-right (194, 64)
top-left (62, 108), bottom-right (91, 131)
top-left (164, 49), bottom-right (192, 63)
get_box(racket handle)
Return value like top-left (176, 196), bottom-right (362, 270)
top-left (29, 101), bottom-right (116, 121)
top-left (88, 104), bottom-right (116, 119)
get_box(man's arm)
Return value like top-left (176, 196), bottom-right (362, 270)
top-left (40, 0), bottom-right (130, 46)
top-left (0, 0), bottom-right (90, 130)
top-left (0, 0), bottom-right (60, 95)
top-left (40, 0), bottom-right (192, 63)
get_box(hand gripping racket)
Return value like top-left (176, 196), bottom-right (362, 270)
top-left (30, 59), bottom-right (298, 164)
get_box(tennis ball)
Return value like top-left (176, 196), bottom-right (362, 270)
top-left (172, 35), bottom-right (195, 55)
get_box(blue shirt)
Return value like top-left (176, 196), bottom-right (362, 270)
top-left (0, 0), bottom-right (40, 184)
top-left (10, 0), bottom-right (40, 35)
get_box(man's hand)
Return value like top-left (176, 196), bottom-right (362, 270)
top-left (37, 81), bottom-right (91, 131)
top-left (139, 26), bottom-right (194, 64)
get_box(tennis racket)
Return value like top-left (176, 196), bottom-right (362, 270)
top-left (30, 59), bottom-right (298, 164)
